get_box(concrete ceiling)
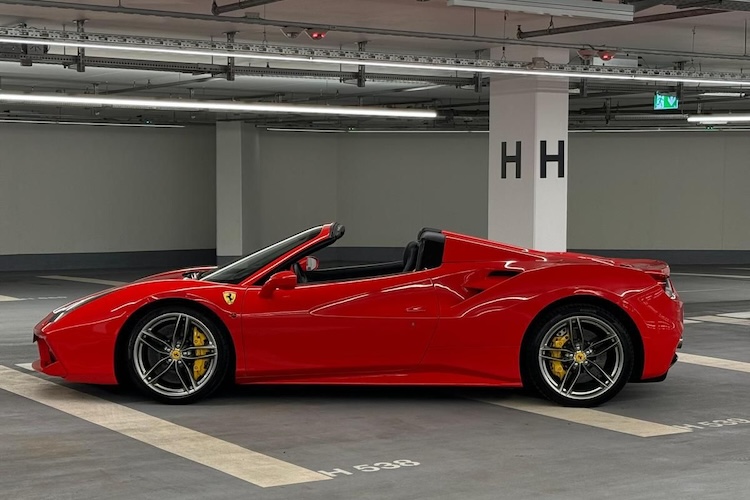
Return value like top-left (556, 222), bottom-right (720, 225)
top-left (0, 0), bottom-right (748, 129)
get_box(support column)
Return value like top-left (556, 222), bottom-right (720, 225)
top-left (488, 46), bottom-right (569, 251)
top-left (216, 121), bottom-right (261, 264)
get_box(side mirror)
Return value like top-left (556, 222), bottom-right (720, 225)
top-left (300, 256), bottom-right (320, 271)
top-left (260, 271), bottom-right (298, 298)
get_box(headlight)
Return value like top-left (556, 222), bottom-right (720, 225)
top-left (47, 290), bottom-right (111, 324)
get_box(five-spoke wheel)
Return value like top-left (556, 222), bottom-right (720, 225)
top-left (126, 307), bottom-right (230, 404)
top-left (524, 305), bottom-right (633, 407)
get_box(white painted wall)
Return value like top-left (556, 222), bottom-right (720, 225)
top-left (258, 131), bottom-right (338, 246)
top-left (7, 125), bottom-right (750, 259)
top-left (567, 132), bottom-right (750, 250)
top-left (337, 133), bottom-right (488, 246)
top-left (254, 131), bottom-right (488, 248)
top-left (0, 123), bottom-right (216, 255)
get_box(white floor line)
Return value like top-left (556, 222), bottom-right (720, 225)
top-left (474, 397), bottom-right (690, 438)
top-left (687, 315), bottom-right (750, 326)
top-left (0, 294), bottom-right (24, 302)
top-left (683, 319), bottom-right (702, 325)
top-left (39, 275), bottom-right (127, 287)
top-left (719, 311), bottom-right (750, 319)
top-left (14, 363), bottom-right (34, 371)
top-left (0, 366), bottom-right (330, 488)
top-left (679, 353), bottom-right (750, 374)
top-left (672, 272), bottom-right (750, 280)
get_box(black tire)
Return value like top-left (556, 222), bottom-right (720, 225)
top-left (125, 305), bottom-right (231, 404)
top-left (522, 304), bottom-right (634, 407)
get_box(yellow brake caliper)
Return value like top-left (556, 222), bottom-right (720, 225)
top-left (192, 327), bottom-right (208, 381)
top-left (549, 332), bottom-right (570, 380)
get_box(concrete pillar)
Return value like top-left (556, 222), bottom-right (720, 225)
top-left (488, 46), bottom-right (569, 251)
top-left (216, 121), bottom-right (261, 264)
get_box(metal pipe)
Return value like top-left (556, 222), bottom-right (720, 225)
top-left (212, 0), bottom-right (283, 16)
top-left (101, 76), bottom-right (216, 95)
top-left (4, 0), bottom-right (750, 64)
top-left (518, 8), bottom-right (719, 39)
top-left (630, 0), bottom-right (670, 13)
top-left (0, 51), bottom-right (476, 87)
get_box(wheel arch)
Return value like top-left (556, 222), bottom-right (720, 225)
top-left (114, 298), bottom-right (237, 386)
top-left (519, 295), bottom-right (644, 384)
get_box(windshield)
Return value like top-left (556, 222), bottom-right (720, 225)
top-left (202, 226), bottom-right (323, 284)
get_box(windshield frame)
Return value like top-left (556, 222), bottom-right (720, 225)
top-left (201, 225), bottom-right (325, 285)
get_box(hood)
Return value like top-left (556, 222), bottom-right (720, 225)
top-left (135, 266), bottom-right (218, 283)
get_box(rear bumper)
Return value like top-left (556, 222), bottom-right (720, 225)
top-left (624, 286), bottom-right (683, 381)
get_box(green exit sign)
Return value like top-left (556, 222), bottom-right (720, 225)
top-left (654, 92), bottom-right (679, 110)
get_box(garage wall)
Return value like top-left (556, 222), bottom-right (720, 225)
top-left (253, 131), bottom-right (488, 254)
top-left (567, 132), bottom-right (750, 260)
top-left (337, 133), bottom-right (488, 246)
top-left (257, 131), bottom-right (339, 245)
top-left (0, 123), bottom-right (216, 270)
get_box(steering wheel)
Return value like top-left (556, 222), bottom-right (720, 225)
top-left (291, 261), bottom-right (307, 283)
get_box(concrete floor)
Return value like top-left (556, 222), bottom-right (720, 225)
top-left (2, 266), bottom-right (750, 499)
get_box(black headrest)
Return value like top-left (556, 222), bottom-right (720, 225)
top-left (403, 240), bottom-right (419, 271)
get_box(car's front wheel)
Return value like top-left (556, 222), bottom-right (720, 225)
top-left (126, 306), bottom-right (230, 404)
top-left (523, 305), bottom-right (634, 407)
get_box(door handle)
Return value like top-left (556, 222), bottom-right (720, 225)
top-left (406, 306), bottom-right (426, 313)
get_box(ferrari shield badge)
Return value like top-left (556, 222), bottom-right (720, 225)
top-left (222, 291), bottom-right (237, 306)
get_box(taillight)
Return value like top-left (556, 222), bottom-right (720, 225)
top-left (661, 278), bottom-right (677, 299)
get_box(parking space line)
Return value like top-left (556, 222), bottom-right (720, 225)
top-left (683, 319), bottom-right (702, 325)
top-left (39, 275), bottom-right (127, 287)
top-left (719, 311), bottom-right (750, 319)
top-left (0, 294), bottom-right (24, 302)
top-left (0, 366), bottom-right (330, 488)
top-left (687, 315), bottom-right (750, 326)
top-left (679, 353), bottom-right (750, 373)
top-left (475, 397), bottom-right (690, 438)
top-left (672, 272), bottom-right (750, 280)
top-left (15, 363), bottom-right (34, 371)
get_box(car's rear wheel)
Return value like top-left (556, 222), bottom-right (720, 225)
top-left (523, 305), bottom-right (634, 407)
top-left (126, 306), bottom-right (230, 404)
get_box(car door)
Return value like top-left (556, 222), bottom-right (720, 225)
top-left (241, 271), bottom-right (439, 378)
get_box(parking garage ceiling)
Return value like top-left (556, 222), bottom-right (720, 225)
top-left (0, 0), bottom-right (750, 130)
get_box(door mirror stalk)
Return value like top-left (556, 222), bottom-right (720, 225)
top-left (260, 271), bottom-right (298, 298)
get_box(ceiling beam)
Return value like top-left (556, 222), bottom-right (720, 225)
top-left (1, 0), bottom-right (749, 65)
top-left (211, 0), bottom-right (284, 15)
top-left (517, 8), bottom-right (720, 38)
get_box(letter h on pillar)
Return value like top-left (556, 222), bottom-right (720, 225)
top-left (501, 141), bottom-right (522, 179)
top-left (540, 140), bottom-right (565, 179)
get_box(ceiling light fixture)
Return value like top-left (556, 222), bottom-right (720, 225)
top-left (400, 84), bottom-right (446, 92)
top-left (698, 92), bottom-right (747, 98)
top-left (0, 92), bottom-right (438, 119)
top-left (447, 0), bottom-right (634, 21)
top-left (0, 119), bottom-right (185, 127)
top-left (3, 35), bottom-right (749, 87)
top-left (687, 114), bottom-right (750, 124)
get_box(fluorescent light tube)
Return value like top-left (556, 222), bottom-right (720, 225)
top-left (698, 92), bottom-right (746, 98)
top-left (400, 85), bottom-right (446, 92)
top-left (0, 93), bottom-right (437, 119)
top-left (688, 114), bottom-right (750, 123)
top-left (447, 0), bottom-right (634, 21)
top-left (0, 119), bottom-right (184, 127)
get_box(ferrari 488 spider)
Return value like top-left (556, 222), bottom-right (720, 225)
top-left (33, 223), bottom-right (683, 407)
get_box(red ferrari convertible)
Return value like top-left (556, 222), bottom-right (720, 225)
top-left (33, 223), bottom-right (683, 407)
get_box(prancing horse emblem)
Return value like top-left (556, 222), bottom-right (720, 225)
top-left (222, 291), bottom-right (237, 306)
